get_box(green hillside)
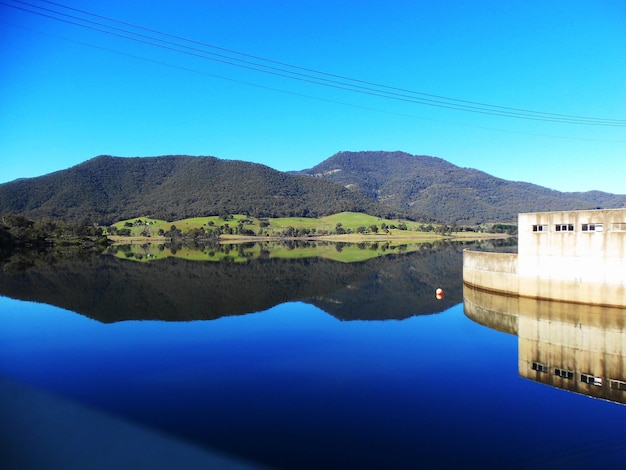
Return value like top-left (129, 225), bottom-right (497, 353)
top-left (107, 212), bottom-right (444, 240)
top-left (0, 155), bottom-right (403, 225)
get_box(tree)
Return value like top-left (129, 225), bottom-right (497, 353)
top-left (3, 214), bottom-right (34, 228)
top-left (166, 225), bottom-right (182, 238)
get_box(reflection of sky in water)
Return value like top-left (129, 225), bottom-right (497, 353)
top-left (1, 296), bottom-right (625, 468)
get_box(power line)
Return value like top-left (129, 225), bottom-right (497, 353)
top-left (31, 0), bottom-right (626, 126)
top-left (3, 0), bottom-right (626, 127)
top-left (6, 19), bottom-right (625, 146)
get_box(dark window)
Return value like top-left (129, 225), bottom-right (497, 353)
top-left (580, 374), bottom-right (602, 386)
top-left (555, 368), bottom-right (573, 379)
top-left (582, 223), bottom-right (603, 232)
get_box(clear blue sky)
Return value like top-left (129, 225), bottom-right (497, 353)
top-left (1, 0), bottom-right (625, 193)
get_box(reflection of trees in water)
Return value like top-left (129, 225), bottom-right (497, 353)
top-left (105, 237), bottom-right (516, 262)
top-left (0, 240), bottom-right (515, 322)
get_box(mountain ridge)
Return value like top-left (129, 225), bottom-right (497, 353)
top-left (298, 151), bottom-right (626, 223)
top-left (0, 154), bottom-right (403, 225)
top-left (0, 151), bottom-right (624, 225)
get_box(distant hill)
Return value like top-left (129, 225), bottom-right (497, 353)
top-left (299, 151), bottom-right (626, 223)
top-left (1, 152), bottom-right (624, 225)
top-left (0, 155), bottom-right (402, 225)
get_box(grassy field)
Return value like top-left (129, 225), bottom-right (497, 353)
top-left (107, 212), bottom-right (444, 240)
top-left (105, 212), bottom-right (511, 264)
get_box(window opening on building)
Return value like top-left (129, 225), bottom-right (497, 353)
top-left (555, 224), bottom-right (574, 232)
top-left (581, 223), bottom-right (603, 232)
top-left (611, 223), bottom-right (626, 231)
top-left (581, 374), bottom-right (603, 386)
top-left (554, 368), bottom-right (574, 379)
top-left (532, 224), bottom-right (548, 232)
top-left (610, 379), bottom-right (626, 391)
top-left (532, 362), bottom-right (549, 373)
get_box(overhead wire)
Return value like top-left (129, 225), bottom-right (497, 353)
top-left (3, 0), bottom-right (626, 127)
top-left (35, 0), bottom-right (626, 127)
top-left (30, 0), bottom-right (626, 126)
top-left (4, 18), bottom-right (623, 146)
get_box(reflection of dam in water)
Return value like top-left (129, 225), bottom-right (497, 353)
top-left (464, 285), bottom-right (626, 405)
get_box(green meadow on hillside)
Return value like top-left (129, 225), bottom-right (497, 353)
top-left (103, 212), bottom-right (508, 264)
top-left (107, 212), bottom-right (451, 240)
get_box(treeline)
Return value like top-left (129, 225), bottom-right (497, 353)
top-left (0, 214), bottom-right (108, 249)
top-left (111, 216), bottom-right (516, 240)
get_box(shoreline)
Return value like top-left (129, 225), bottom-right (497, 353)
top-left (108, 233), bottom-right (511, 245)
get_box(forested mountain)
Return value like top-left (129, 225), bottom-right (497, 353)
top-left (0, 155), bottom-right (402, 225)
top-left (1, 152), bottom-right (624, 225)
top-left (299, 151), bottom-right (626, 223)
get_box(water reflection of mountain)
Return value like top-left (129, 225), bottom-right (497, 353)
top-left (0, 241), bottom-right (498, 322)
top-left (464, 285), bottom-right (626, 405)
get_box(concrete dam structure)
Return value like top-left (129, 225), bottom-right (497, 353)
top-left (463, 208), bottom-right (626, 308)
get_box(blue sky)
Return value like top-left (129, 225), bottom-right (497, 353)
top-left (1, 0), bottom-right (625, 193)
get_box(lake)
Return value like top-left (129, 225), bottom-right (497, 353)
top-left (1, 240), bottom-right (625, 469)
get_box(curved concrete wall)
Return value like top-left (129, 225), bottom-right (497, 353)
top-left (463, 250), bottom-right (519, 297)
top-left (463, 249), bottom-right (626, 308)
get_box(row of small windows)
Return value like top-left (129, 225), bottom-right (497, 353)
top-left (554, 367), bottom-right (574, 379)
top-left (531, 362), bottom-right (626, 390)
top-left (531, 223), bottom-right (623, 232)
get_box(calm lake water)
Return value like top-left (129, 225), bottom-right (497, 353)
top-left (1, 240), bottom-right (625, 469)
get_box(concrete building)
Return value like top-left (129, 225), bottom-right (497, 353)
top-left (463, 208), bottom-right (626, 307)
